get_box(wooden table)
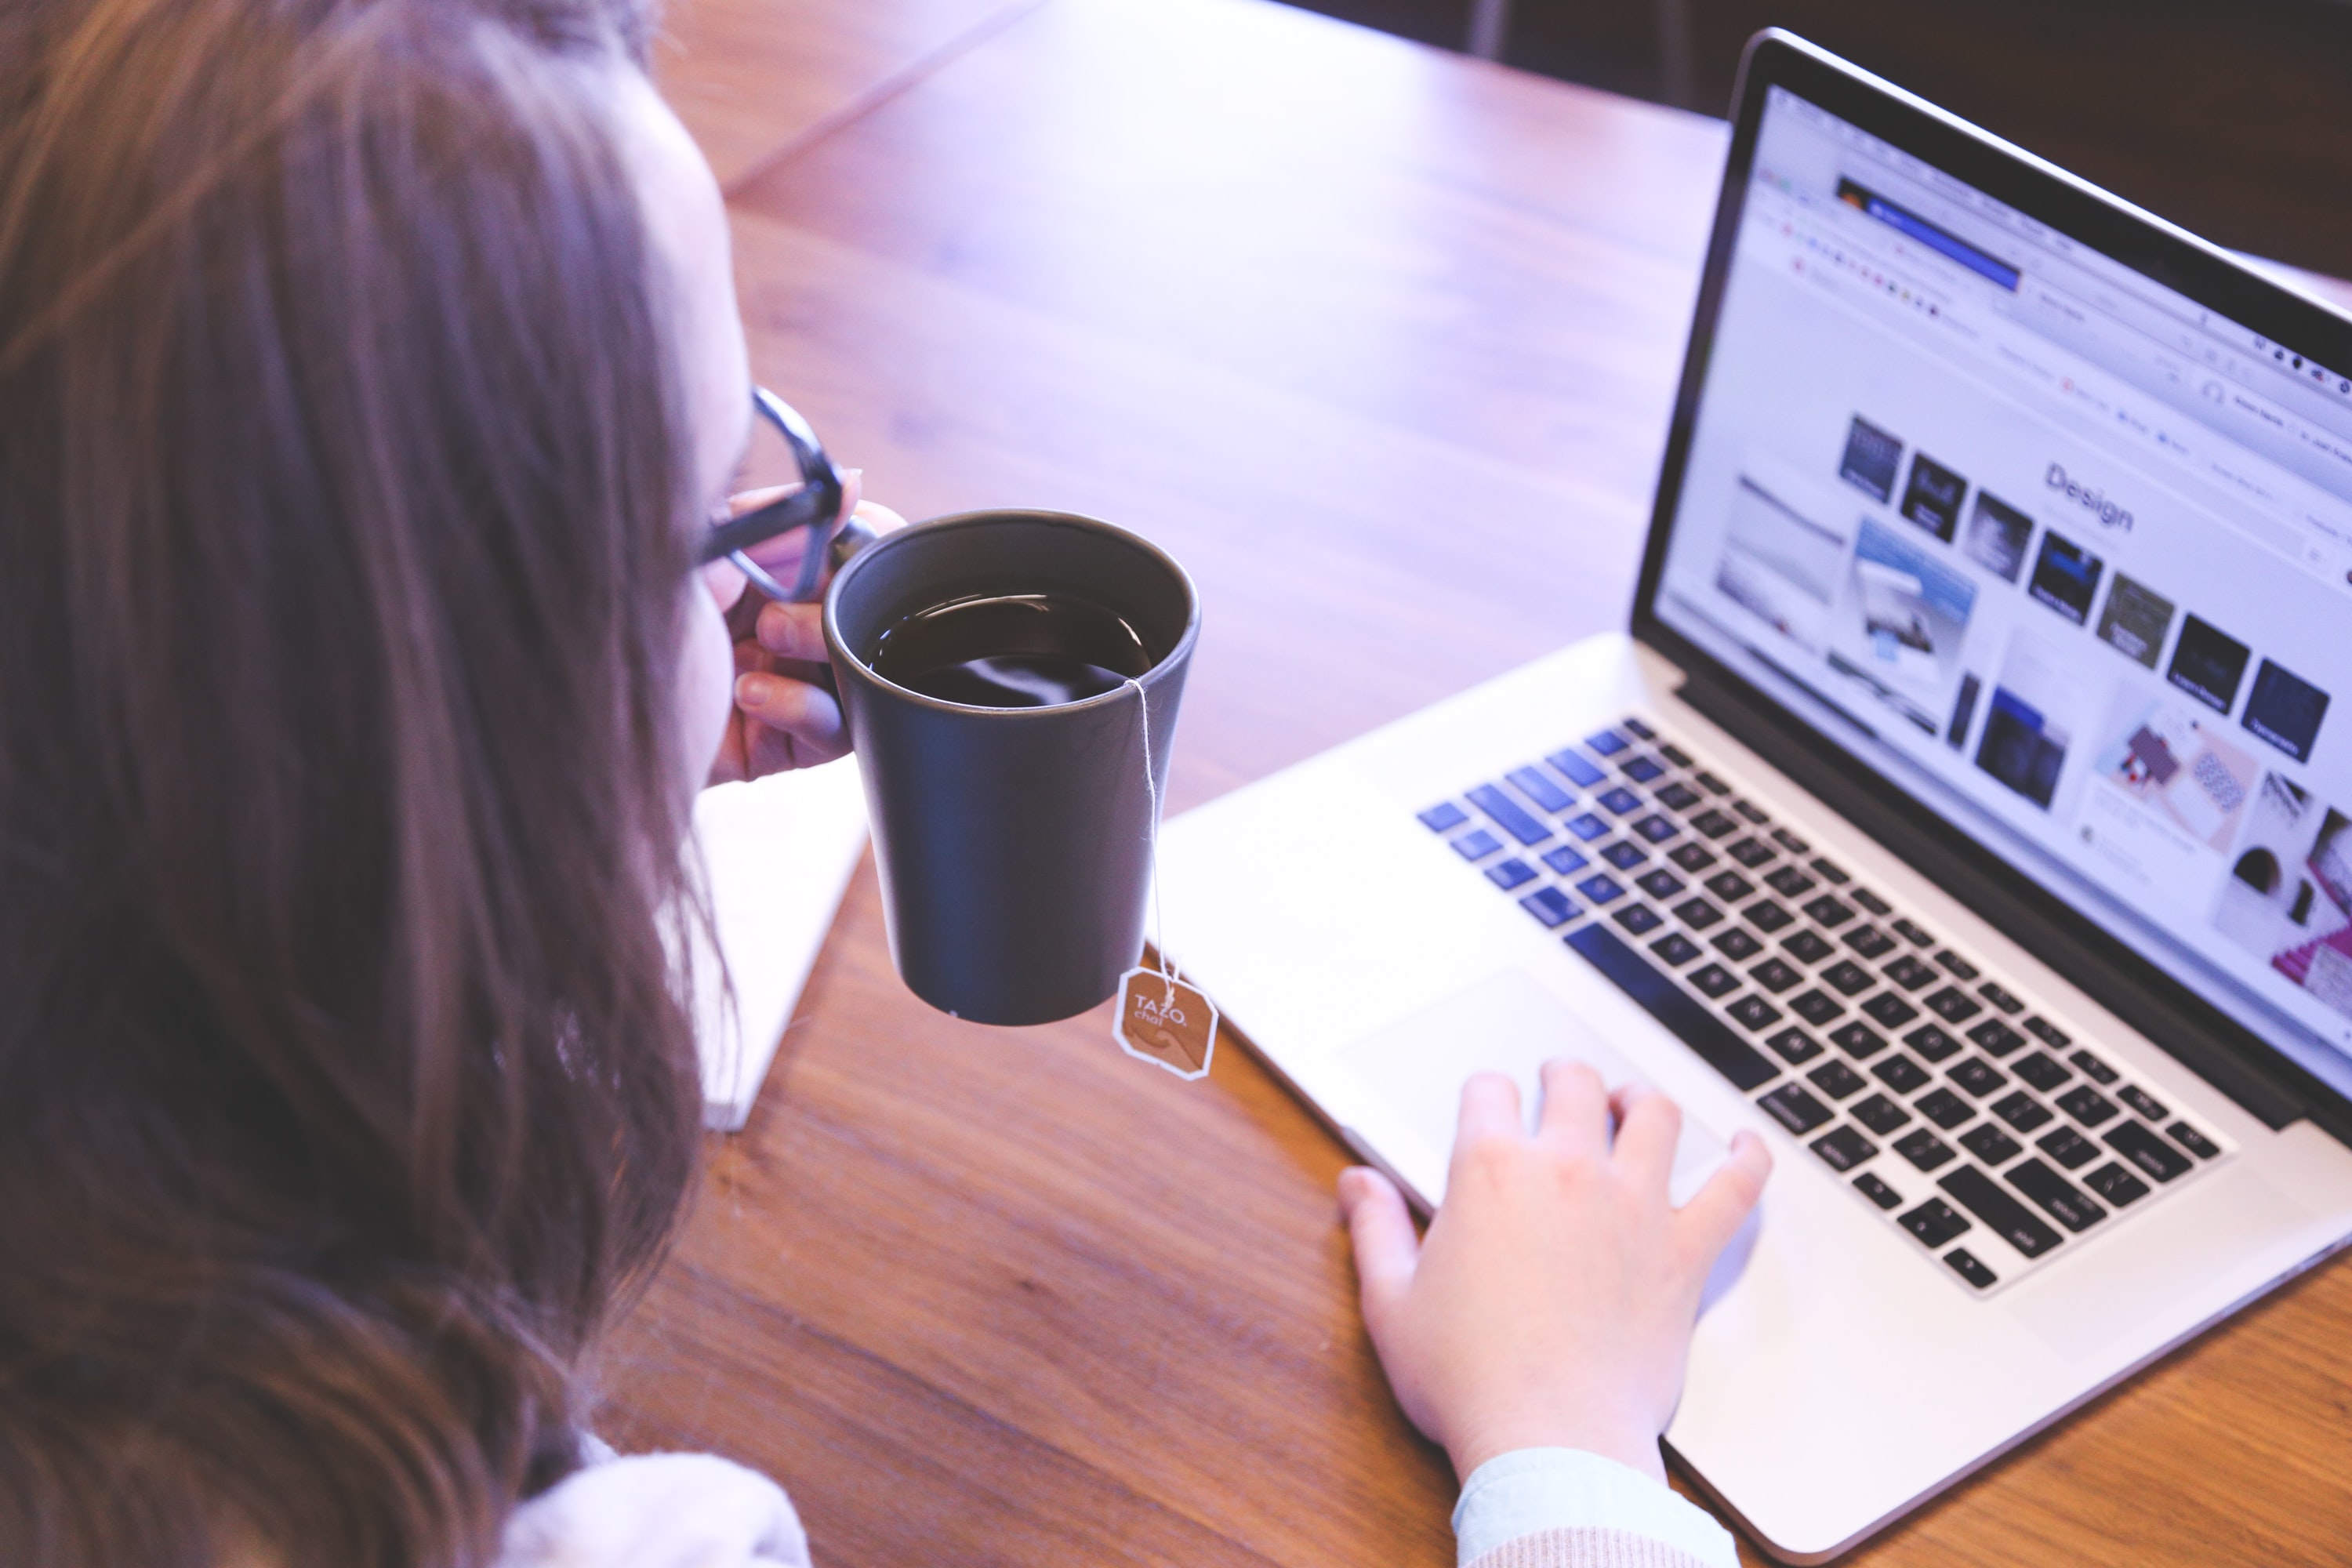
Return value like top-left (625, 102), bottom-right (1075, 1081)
top-left (607, 2), bottom-right (2352, 1561)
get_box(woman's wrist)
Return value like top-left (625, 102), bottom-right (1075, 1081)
top-left (1449, 1411), bottom-right (1665, 1486)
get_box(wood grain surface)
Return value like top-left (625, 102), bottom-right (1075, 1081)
top-left (603, 1), bottom-right (2352, 1562)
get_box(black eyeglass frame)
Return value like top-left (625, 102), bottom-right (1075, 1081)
top-left (697, 387), bottom-right (847, 603)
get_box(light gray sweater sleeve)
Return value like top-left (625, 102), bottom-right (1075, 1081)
top-left (498, 1450), bottom-right (812, 1568)
top-left (1455, 1449), bottom-right (1739, 1568)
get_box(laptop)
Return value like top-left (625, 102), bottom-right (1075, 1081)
top-left (1156, 30), bottom-right (2352, 1563)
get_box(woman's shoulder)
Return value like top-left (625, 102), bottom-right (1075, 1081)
top-left (499, 1448), bottom-right (811, 1568)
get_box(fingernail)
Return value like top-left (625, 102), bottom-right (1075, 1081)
top-left (736, 673), bottom-right (775, 706)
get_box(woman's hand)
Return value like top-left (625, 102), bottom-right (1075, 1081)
top-left (702, 475), bottom-right (906, 784)
top-left (1338, 1062), bottom-right (1770, 1485)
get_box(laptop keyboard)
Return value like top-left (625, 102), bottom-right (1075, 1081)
top-left (1418, 713), bottom-right (2233, 1296)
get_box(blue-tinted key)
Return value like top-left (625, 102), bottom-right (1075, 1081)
top-left (1576, 873), bottom-right (1626, 904)
top-left (1505, 766), bottom-right (1575, 813)
top-left (1563, 813), bottom-right (1610, 841)
top-left (1417, 801), bottom-right (1469, 833)
top-left (1452, 829), bottom-right (1502, 861)
top-left (1598, 787), bottom-right (1642, 816)
top-left (1621, 755), bottom-right (1666, 782)
top-left (1545, 749), bottom-right (1606, 788)
top-left (1466, 783), bottom-right (1552, 847)
top-left (1585, 728), bottom-right (1630, 756)
top-left (1520, 887), bottom-right (1580, 928)
top-left (1485, 857), bottom-right (1537, 891)
top-left (1633, 814), bottom-right (1679, 844)
top-left (1541, 844), bottom-right (1589, 875)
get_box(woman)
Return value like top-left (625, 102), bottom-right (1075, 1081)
top-left (0, 0), bottom-right (1769, 1564)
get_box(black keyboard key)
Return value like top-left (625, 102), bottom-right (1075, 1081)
top-left (1635, 869), bottom-right (1684, 900)
top-left (1904, 1023), bottom-right (1963, 1062)
top-left (1419, 802), bottom-right (1468, 832)
top-left (2037, 1127), bottom-right (2098, 1170)
top-left (1915, 1087), bottom-right (1974, 1128)
top-left (1633, 815), bottom-right (1680, 844)
top-left (1563, 812), bottom-right (1610, 841)
top-left (2013, 1052), bottom-right (2072, 1092)
top-left (1862, 993), bottom-right (1921, 1029)
top-left (1759, 1082), bottom-right (1834, 1134)
top-left (1771, 827), bottom-right (1811, 855)
top-left (1542, 844), bottom-right (1590, 876)
top-left (1749, 958), bottom-right (1803, 994)
top-left (1468, 784), bottom-right (1552, 846)
top-left (1667, 841), bottom-right (1718, 873)
top-left (1892, 918), bottom-right (1936, 948)
top-left (1809, 1060), bottom-right (1866, 1099)
top-left (1733, 799), bottom-right (1771, 826)
top-left (1546, 749), bottom-right (1606, 787)
top-left (1693, 770), bottom-right (1732, 796)
top-left (2055, 1084), bottom-right (2118, 1126)
top-left (1854, 1171), bottom-right (1904, 1210)
top-left (1843, 924), bottom-right (1897, 960)
top-left (1621, 755), bottom-right (1667, 783)
top-left (1803, 895), bottom-right (1857, 927)
top-left (1872, 1054), bottom-right (1929, 1094)
top-left (1519, 887), bottom-right (1580, 928)
top-left (1939, 1166), bottom-right (2063, 1258)
top-left (1966, 1019), bottom-right (2027, 1058)
top-left (1766, 1027), bottom-right (1823, 1065)
top-left (1746, 899), bottom-right (1795, 933)
top-left (1851, 1093), bottom-right (1911, 1135)
top-left (1711, 927), bottom-right (1763, 961)
top-left (1948, 1058), bottom-right (2007, 1098)
top-left (1959, 1123), bottom-right (2022, 1164)
top-left (1563, 924), bottom-right (1780, 1091)
top-left (1726, 993), bottom-right (1783, 1032)
top-left (1486, 858), bottom-right (1537, 890)
top-left (1850, 887), bottom-right (1893, 916)
top-left (1883, 955), bottom-right (1938, 991)
top-left (1620, 717), bottom-right (1656, 740)
top-left (1925, 986), bottom-right (1982, 1024)
top-left (1453, 829), bottom-right (1503, 860)
top-left (1900, 1196), bottom-right (1969, 1246)
top-left (1613, 904), bottom-right (1664, 935)
top-left (2006, 1158), bottom-right (2107, 1232)
top-left (1601, 840), bottom-right (1648, 870)
top-left (2071, 1047), bottom-right (2121, 1082)
top-left (2084, 1161), bottom-right (2151, 1207)
top-left (1672, 896), bottom-right (1724, 930)
top-left (2169, 1121), bottom-right (2222, 1160)
top-left (1650, 931), bottom-right (1702, 967)
top-left (1896, 1128), bottom-right (1958, 1171)
top-left (1597, 786), bottom-right (1642, 816)
top-left (1944, 1248), bottom-right (1998, 1289)
top-left (1809, 857), bottom-right (1850, 885)
top-left (1780, 929), bottom-right (1836, 965)
top-left (1584, 728), bottom-right (1629, 756)
top-left (1658, 742), bottom-right (1693, 767)
top-left (1506, 765), bottom-right (1577, 813)
top-left (2024, 1016), bottom-right (2071, 1050)
top-left (1934, 949), bottom-right (1980, 981)
top-left (1820, 960), bottom-right (1875, 996)
top-left (1704, 870), bottom-right (1755, 902)
top-left (1690, 808), bottom-right (1739, 839)
top-left (1686, 962), bottom-right (1740, 999)
top-left (1726, 836), bottom-right (1777, 867)
top-left (1576, 873), bottom-right (1625, 905)
top-left (1976, 981), bottom-right (2024, 1014)
top-left (1991, 1091), bottom-right (2053, 1133)
top-left (2118, 1085), bottom-right (2169, 1122)
top-left (1828, 1022), bottom-right (1887, 1060)
top-left (1811, 1126), bottom-right (1878, 1171)
top-left (1765, 865), bottom-right (1816, 898)
top-left (1656, 781), bottom-right (1703, 812)
top-left (1789, 989), bottom-right (1846, 1026)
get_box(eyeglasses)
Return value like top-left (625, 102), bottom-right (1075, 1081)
top-left (698, 387), bottom-right (846, 603)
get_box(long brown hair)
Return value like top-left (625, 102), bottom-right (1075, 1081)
top-left (0, 0), bottom-right (706, 1562)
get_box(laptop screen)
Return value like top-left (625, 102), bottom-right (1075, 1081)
top-left (1650, 82), bottom-right (2352, 1100)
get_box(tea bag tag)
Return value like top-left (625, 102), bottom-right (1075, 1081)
top-left (1114, 967), bottom-right (1218, 1080)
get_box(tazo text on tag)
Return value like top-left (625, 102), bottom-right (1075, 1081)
top-left (1115, 967), bottom-right (1218, 1080)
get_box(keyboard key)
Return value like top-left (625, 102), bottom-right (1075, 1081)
top-left (1693, 770), bottom-right (1731, 795)
top-left (1746, 899), bottom-right (1795, 933)
top-left (1850, 1093), bottom-right (1911, 1134)
top-left (1690, 808), bottom-right (1738, 839)
top-left (1759, 1082), bottom-right (1834, 1134)
top-left (1687, 962), bottom-right (1740, 999)
top-left (1938, 1166), bottom-right (2064, 1258)
top-left (1789, 989), bottom-right (1846, 1026)
top-left (2068, 1049), bottom-right (2118, 1084)
top-left (2118, 1085), bottom-right (2169, 1122)
top-left (1809, 857), bottom-right (1850, 884)
top-left (1904, 1023), bottom-right (1963, 1062)
top-left (1764, 865), bottom-right (1815, 898)
top-left (1765, 1027), bottom-right (1824, 1065)
top-left (1577, 872), bottom-right (1625, 905)
top-left (1620, 717), bottom-right (1657, 741)
top-left (1621, 755), bottom-right (1667, 783)
top-left (1944, 1248), bottom-right (1998, 1289)
top-left (1808, 1060), bottom-right (1866, 1099)
top-left (1704, 870), bottom-right (1755, 902)
top-left (2055, 1084), bottom-right (2118, 1126)
top-left (1976, 981), bottom-right (2024, 1014)
top-left (1419, 802), bottom-right (1468, 832)
top-left (1668, 841), bottom-right (1717, 872)
top-left (1872, 1054), bottom-right (1930, 1094)
top-left (1883, 955), bottom-right (1938, 991)
top-left (1726, 836), bottom-right (1777, 867)
top-left (1780, 929), bottom-right (1836, 965)
top-left (1820, 960), bottom-right (1875, 996)
top-left (2037, 1127), bottom-right (2099, 1170)
top-left (1655, 781), bottom-right (1703, 812)
top-left (1613, 904), bottom-right (1664, 935)
top-left (1563, 924), bottom-right (1780, 1091)
top-left (1854, 1171), bottom-right (1904, 1210)
top-left (1726, 993), bottom-right (1782, 1032)
top-left (1811, 1126), bottom-right (1878, 1171)
top-left (1959, 1123), bottom-right (2022, 1164)
top-left (1991, 1091), bottom-right (2053, 1133)
top-left (1924, 986), bottom-right (1982, 1024)
top-left (1635, 869), bottom-right (1684, 900)
top-left (1486, 858), bottom-right (1537, 890)
top-left (2005, 1158), bottom-right (2107, 1232)
top-left (1597, 787), bottom-right (1642, 816)
top-left (2013, 1052), bottom-right (2073, 1092)
top-left (1468, 784), bottom-right (1552, 846)
top-left (1771, 827), bottom-right (1810, 855)
top-left (1915, 1087), bottom-right (1974, 1128)
top-left (1849, 887), bottom-right (1893, 916)
top-left (1453, 829), bottom-right (1503, 860)
top-left (1966, 1019), bottom-right (2027, 1058)
top-left (2084, 1161), bottom-right (2151, 1207)
top-left (1519, 887), bottom-right (1580, 928)
top-left (1601, 840), bottom-right (1648, 870)
top-left (1546, 749), bottom-right (1606, 787)
top-left (2024, 1016), bottom-right (2071, 1050)
top-left (1802, 895), bottom-right (1857, 927)
top-left (1711, 928), bottom-right (1763, 960)
top-left (1899, 1196), bottom-right (1969, 1246)
top-left (1934, 953), bottom-right (1980, 984)
top-left (1541, 844), bottom-right (1590, 875)
top-left (1658, 742), bottom-right (1693, 767)
top-left (1584, 728), bottom-right (1629, 756)
top-left (1649, 931), bottom-right (1702, 967)
top-left (1892, 918), bottom-right (1936, 948)
top-left (1896, 1127), bottom-right (1958, 1171)
top-left (1828, 1022), bottom-right (1887, 1059)
top-left (1843, 924), bottom-right (1897, 960)
top-left (1749, 958), bottom-right (1803, 994)
top-left (1948, 1058), bottom-right (2007, 1098)
top-left (1506, 765), bottom-right (1577, 812)
top-left (1862, 993), bottom-right (1922, 1029)
top-left (2169, 1121), bottom-right (2222, 1160)
top-left (1671, 896), bottom-right (1724, 930)
top-left (1733, 799), bottom-right (1771, 826)
top-left (1632, 815), bottom-right (1679, 844)
top-left (1563, 812), bottom-right (1610, 841)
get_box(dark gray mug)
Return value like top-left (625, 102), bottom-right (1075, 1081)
top-left (823, 510), bottom-right (1200, 1026)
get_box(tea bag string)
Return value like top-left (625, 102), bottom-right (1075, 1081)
top-left (1128, 675), bottom-right (1176, 1005)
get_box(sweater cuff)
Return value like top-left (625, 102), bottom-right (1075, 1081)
top-left (1453, 1448), bottom-right (1737, 1568)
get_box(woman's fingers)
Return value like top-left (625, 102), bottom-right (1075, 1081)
top-left (1338, 1167), bottom-right (1420, 1333)
top-left (733, 673), bottom-right (844, 766)
top-left (1455, 1071), bottom-right (1525, 1149)
top-left (1607, 1082), bottom-right (1682, 1191)
top-left (754, 600), bottom-right (827, 662)
top-left (1534, 1058), bottom-right (1610, 1160)
top-left (1675, 1129), bottom-right (1773, 1259)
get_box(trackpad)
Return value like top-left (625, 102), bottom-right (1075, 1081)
top-left (1344, 969), bottom-right (1728, 1207)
